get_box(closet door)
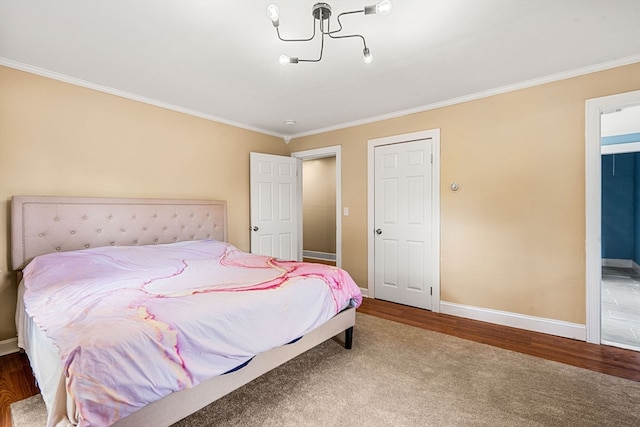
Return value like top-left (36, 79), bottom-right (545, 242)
top-left (373, 139), bottom-right (433, 309)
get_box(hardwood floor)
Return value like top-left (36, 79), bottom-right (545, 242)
top-left (0, 351), bottom-right (39, 427)
top-left (1, 297), bottom-right (638, 424)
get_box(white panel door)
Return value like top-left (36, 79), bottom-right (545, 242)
top-left (250, 152), bottom-right (300, 260)
top-left (374, 139), bottom-right (433, 309)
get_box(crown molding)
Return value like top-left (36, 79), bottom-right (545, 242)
top-left (290, 55), bottom-right (640, 139)
top-left (0, 58), bottom-right (283, 139)
top-left (3, 55), bottom-right (638, 141)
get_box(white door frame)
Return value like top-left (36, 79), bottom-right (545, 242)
top-left (367, 129), bottom-right (441, 312)
top-left (585, 89), bottom-right (640, 344)
top-left (291, 146), bottom-right (342, 268)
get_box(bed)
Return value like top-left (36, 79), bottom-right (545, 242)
top-left (11, 195), bottom-right (361, 426)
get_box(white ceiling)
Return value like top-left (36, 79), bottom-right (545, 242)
top-left (1, 0), bottom-right (639, 139)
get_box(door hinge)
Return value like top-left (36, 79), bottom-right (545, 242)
top-left (430, 287), bottom-right (432, 296)
top-left (430, 154), bottom-right (433, 164)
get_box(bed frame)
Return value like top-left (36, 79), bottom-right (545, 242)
top-left (11, 195), bottom-right (356, 426)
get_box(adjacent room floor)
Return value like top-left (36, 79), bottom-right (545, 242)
top-left (601, 266), bottom-right (640, 351)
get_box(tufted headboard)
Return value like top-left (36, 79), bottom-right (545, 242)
top-left (11, 195), bottom-right (227, 270)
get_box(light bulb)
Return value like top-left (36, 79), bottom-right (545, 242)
top-left (267, 4), bottom-right (280, 27)
top-left (375, 0), bottom-right (392, 15)
top-left (365, 0), bottom-right (392, 15)
top-left (363, 48), bottom-right (373, 64)
top-left (279, 55), bottom-right (291, 65)
top-left (279, 55), bottom-right (299, 65)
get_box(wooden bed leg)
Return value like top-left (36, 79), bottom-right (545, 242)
top-left (344, 327), bottom-right (353, 349)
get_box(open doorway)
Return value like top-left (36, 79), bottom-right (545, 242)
top-left (301, 157), bottom-right (336, 265)
top-left (600, 106), bottom-right (640, 351)
top-left (585, 90), bottom-right (640, 350)
top-left (291, 146), bottom-right (342, 268)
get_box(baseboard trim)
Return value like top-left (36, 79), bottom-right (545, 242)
top-left (302, 251), bottom-right (336, 261)
top-left (602, 258), bottom-right (633, 268)
top-left (633, 261), bottom-right (640, 275)
top-left (0, 337), bottom-right (19, 356)
top-left (440, 301), bottom-right (586, 341)
top-left (360, 287), bottom-right (370, 298)
top-left (601, 339), bottom-right (640, 352)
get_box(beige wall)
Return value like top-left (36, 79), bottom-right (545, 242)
top-left (0, 66), bottom-right (288, 340)
top-left (288, 63), bottom-right (640, 325)
top-left (303, 157), bottom-right (336, 254)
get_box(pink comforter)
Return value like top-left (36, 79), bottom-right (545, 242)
top-left (23, 240), bottom-right (362, 426)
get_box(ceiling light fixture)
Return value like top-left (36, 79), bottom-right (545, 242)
top-left (267, 1), bottom-right (392, 65)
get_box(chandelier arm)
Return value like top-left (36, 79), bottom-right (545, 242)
top-left (276, 20), bottom-right (317, 42)
top-left (298, 32), bottom-right (325, 63)
top-left (324, 9), bottom-right (364, 35)
top-left (328, 32), bottom-right (368, 50)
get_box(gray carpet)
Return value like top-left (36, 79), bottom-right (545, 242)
top-left (9, 394), bottom-right (46, 427)
top-left (11, 313), bottom-right (640, 426)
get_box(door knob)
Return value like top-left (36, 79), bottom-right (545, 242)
top-left (375, 228), bottom-right (382, 235)
top-left (252, 226), bottom-right (259, 231)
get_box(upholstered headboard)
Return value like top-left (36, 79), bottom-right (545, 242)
top-left (11, 195), bottom-right (227, 270)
